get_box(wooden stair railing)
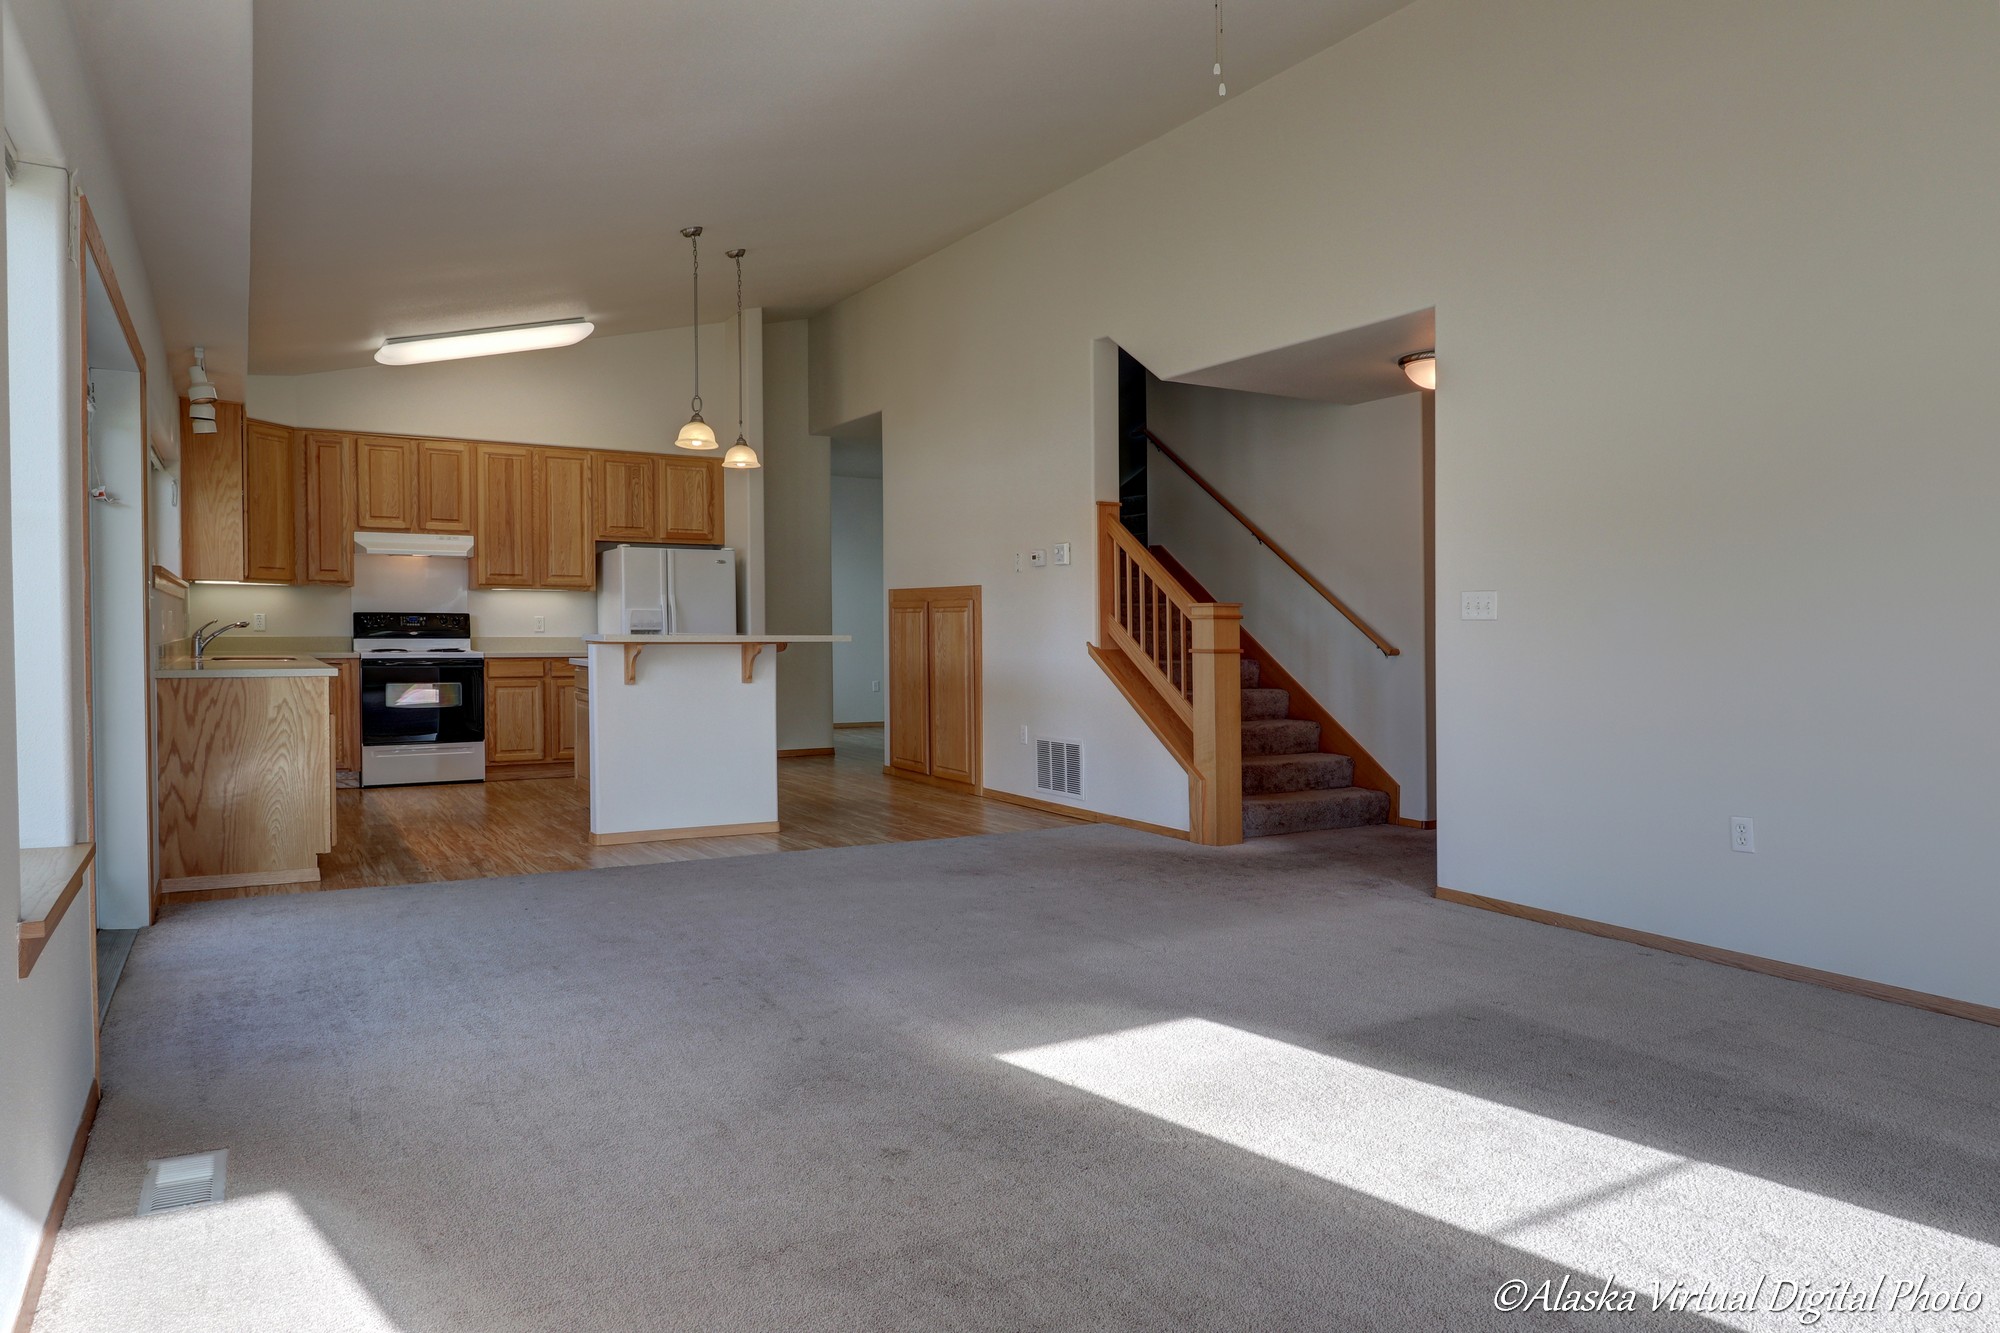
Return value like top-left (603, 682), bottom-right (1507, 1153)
top-left (1095, 502), bottom-right (1242, 845)
top-left (1145, 429), bottom-right (1399, 657)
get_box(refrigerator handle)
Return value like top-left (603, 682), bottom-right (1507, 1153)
top-left (664, 553), bottom-right (680, 635)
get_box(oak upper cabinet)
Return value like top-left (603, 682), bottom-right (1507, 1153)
top-left (592, 451), bottom-right (657, 542)
top-left (659, 456), bottom-right (723, 544)
top-left (354, 436), bottom-right (418, 531)
top-left (180, 400), bottom-right (249, 582)
top-left (534, 448), bottom-right (594, 589)
top-left (484, 659), bottom-right (548, 765)
top-left (302, 432), bottom-right (355, 585)
top-left (887, 586), bottom-right (982, 789)
top-left (416, 440), bottom-right (474, 534)
top-left (243, 420), bottom-right (301, 583)
top-left (473, 444), bottom-right (535, 588)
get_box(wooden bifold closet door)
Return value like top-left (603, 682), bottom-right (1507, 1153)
top-left (887, 586), bottom-right (981, 790)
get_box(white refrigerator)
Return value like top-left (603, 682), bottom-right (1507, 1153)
top-left (598, 546), bottom-right (738, 635)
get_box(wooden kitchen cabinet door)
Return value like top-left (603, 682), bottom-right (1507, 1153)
top-left (417, 439), bottom-right (474, 533)
top-left (180, 400), bottom-right (247, 582)
top-left (658, 456), bottom-right (722, 544)
top-left (302, 432), bottom-right (355, 584)
top-left (535, 448), bottom-right (594, 589)
top-left (355, 436), bottom-right (418, 531)
top-left (332, 657), bottom-right (361, 772)
top-left (486, 673), bottom-right (548, 764)
top-left (925, 592), bottom-right (980, 785)
top-left (593, 451), bottom-right (657, 541)
top-left (243, 418), bottom-right (300, 583)
top-left (887, 587), bottom-right (981, 789)
top-left (547, 664), bottom-right (578, 763)
top-left (473, 444), bottom-right (535, 587)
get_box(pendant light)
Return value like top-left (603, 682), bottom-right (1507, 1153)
top-left (187, 346), bottom-right (218, 434)
top-left (722, 248), bottom-right (761, 470)
top-left (1213, 1), bottom-right (1226, 96)
top-left (1399, 351), bottom-right (1436, 391)
top-left (675, 226), bottom-right (718, 450)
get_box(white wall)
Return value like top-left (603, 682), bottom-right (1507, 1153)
top-left (1146, 381), bottom-right (1429, 819)
top-left (830, 475), bottom-right (883, 725)
top-left (227, 317), bottom-right (767, 642)
top-left (761, 320), bottom-right (832, 750)
top-left (808, 1), bottom-right (2000, 1006)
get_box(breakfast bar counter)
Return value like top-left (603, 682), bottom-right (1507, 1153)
top-left (581, 634), bottom-right (849, 844)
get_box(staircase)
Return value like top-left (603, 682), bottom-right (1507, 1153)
top-left (1238, 656), bottom-right (1388, 837)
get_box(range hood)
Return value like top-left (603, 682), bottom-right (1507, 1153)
top-left (354, 532), bottom-right (475, 558)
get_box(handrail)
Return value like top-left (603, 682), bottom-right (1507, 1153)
top-left (1144, 429), bottom-right (1400, 657)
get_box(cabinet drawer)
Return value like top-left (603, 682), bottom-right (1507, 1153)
top-left (486, 658), bottom-right (548, 679)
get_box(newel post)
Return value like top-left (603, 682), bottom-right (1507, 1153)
top-left (1187, 602), bottom-right (1243, 845)
top-left (1095, 501), bottom-right (1121, 648)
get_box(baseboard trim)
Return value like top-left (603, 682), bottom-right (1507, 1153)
top-left (485, 763), bottom-right (574, 782)
top-left (833, 721), bottom-right (882, 730)
top-left (882, 766), bottom-right (979, 795)
top-left (590, 821), bottom-right (780, 846)
top-left (1390, 817), bottom-right (1438, 829)
top-left (1434, 886), bottom-right (2000, 1028)
top-left (161, 867), bottom-right (320, 894)
top-left (777, 747), bottom-right (836, 758)
top-left (12, 1079), bottom-right (98, 1333)
top-left (982, 788), bottom-right (1188, 841)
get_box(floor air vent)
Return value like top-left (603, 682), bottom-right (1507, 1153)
top-left (1036, 738), bottom-right (1083, 798)
top-left (138, 1150), bottom-right (228, 1216)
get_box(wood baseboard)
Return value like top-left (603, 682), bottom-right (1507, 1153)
top-left (162, 867), bottom-right (320, 894)
top-left (590, 820), bottom-right (780, 846)
top-left (778, 747), bottom-right (836, 758)
top-left (982, 787), bottom-right (1189, 841)
top-left (1434, 886), bottom-right (2000, 1029)
top-left (882, 766), bottom-right (979, 795)
top-left (833, 721), bottom-right (882, 730)
top-left (1390, 817), bottom-right (1438, 829)
top-left (485, 762), bottom-right (574, 782)
top-left (12, 1080), bottom-right (98, 1333)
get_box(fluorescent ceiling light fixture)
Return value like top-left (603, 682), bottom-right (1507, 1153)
top-left (375, 318), bottom-right (594, 366)
top-left (1399, 350), bottom-right (1436, 391)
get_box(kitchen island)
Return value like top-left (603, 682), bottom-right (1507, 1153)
top-left (582, 634), bottom-right (848, 844)
top-left (155, 654), bottom-right (339, 892)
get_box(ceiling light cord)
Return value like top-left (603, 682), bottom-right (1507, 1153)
top-left (684, 227), bottom-right (703, 416)
top-left (731, 249), bottom-right (746, 437)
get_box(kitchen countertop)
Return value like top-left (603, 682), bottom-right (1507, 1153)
top-left (155, 655), bottom-right (338, 679)
top-left (583, 634), bottom-right (851, 645)
top-left (168, 636), bottom-right (589, 660)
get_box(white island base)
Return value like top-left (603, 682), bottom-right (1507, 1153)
top-left (583, 635), bottom-right (849, 844)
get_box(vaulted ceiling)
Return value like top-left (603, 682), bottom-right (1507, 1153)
top-left (70, 0), bottom-right (1412, 379)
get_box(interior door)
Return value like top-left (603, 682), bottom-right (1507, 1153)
top-left (925, 593), bottom-right (979, 785)
top-left (887, 600), bottom-right (931, 775)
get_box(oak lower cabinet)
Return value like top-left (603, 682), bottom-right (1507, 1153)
top-left (484, 658), bottom-right (577, 774)
top-left (572, 664), bottom-right (590, 789)
top-left (887, 586), bottom-right (982, 789)
top-left (332, 658), bottom-right (361, 773)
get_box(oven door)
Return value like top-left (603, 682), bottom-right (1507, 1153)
top-left (360, 659), bottom-right (486, 748)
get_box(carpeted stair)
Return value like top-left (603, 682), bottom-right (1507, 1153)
top-left (1238, 657), bottom-right (1389, 837)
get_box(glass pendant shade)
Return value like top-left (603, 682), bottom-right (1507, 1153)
top-left (722, 439), bottom-right (761, 469)
top-left (1399, 351), bottom-right (1436, 391)
top-left (676, 414), bottom-right (718, 450)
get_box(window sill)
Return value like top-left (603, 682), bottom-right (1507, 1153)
top-left (18, 844), bottom-right (94, 978)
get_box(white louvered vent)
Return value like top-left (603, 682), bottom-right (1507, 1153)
top-left (138, 1150), bottom-right (228, 1216)
top-left (1036, 738), bottom-right (1083, 799)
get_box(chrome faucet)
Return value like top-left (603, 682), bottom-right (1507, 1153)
top-left (192, 619), bottom-right (250, 666)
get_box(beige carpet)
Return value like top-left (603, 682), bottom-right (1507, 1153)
top-left (35, 825), bottom-right (2000, 1331)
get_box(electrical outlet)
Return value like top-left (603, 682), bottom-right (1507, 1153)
top-left (251, 613), bottom-right (266, 631)
top-left (533, 615), bottom-right (546, 633)
top-left (872, 680), bottom-right (881, 693)
top-left (1461, 591), bottom-right (1498, 620)
top-left (1731, 817), bottom-right (1755, 853)
top-left (1052, 542), bottom-right (1071, 566)
top-left (1030, 548), bottom-right (1048, 568)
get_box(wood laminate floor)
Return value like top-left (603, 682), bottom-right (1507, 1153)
top-left (165, 728), bottom-right (1081, 904)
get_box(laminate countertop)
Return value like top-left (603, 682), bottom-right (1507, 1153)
top-left (154, 655), bottom-right (338, 679)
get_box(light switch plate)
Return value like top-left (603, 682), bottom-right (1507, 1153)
top-left (1461, 591), bottom-right (1498, 620)
top-left (1052, 543), bottom-right (1071, 566)
top-left (1030, 549), bottom-right (1048, 568)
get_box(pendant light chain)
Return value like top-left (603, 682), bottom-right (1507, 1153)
top-left (1214, 1), bottom-right (1226, 96)
top-left (686, 227), bottom-right (702, 415)
top-left (731, 249), bottom-right (745, 437)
